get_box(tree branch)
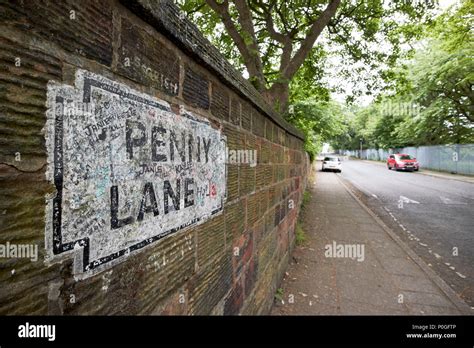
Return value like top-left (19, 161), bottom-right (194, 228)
top-left (206, 0), bottom-right (266, 90)
top-left (283, 0), bottom-right (342, 80)
top-left (265, 11), bottom-right (287, 42)
top-left (234, 0), bottom-right (267, 88)
top-left (255, 1), bottom-right (293, 77)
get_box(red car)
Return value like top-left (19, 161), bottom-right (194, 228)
top-left (387, 154), bottom-right (419, 171)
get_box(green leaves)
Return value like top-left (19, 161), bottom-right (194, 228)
top-left (332, 0), bottom-right (474, 151)
top-left (285, 98), bottom-right (347, 160)
top-left (179, 0), bottom-right (439, 110)
top-left (178, 1), bottom-right (472, 156)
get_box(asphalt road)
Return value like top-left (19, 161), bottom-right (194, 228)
top-left (331, 158), bottom-right (474, 308)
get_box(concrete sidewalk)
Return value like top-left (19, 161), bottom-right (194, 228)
top-left (271, 169), bottom-right (471, 315)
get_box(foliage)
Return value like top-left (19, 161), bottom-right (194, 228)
top-left (295, 223), bottom-right (307, 246)
top-left (178, 0), bottom-right (438, 111)
top-left (274, 288), bottom-right (284, 302)
top-left (285, 98), bottom-right (347, 160)
top-left (302, 190), bottom-right (311, 208)
top-left (332, 0), bottom-right (474, 151)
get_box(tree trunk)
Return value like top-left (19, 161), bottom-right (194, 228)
top-left (262, 82), bottom-right (290, 114)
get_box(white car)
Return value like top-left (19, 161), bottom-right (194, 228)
top-left (322, 156), bottom-right (342, 173)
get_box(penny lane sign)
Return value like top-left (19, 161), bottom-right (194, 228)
top-left (45, 70), bottom-right (227, 279)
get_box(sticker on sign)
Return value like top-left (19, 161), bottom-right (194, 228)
top-left (44, 70), bottom-right (227, 278)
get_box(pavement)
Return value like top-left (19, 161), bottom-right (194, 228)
top-left (271, 164), bottom-right (472, 315)
top-left (339, 158), bottom-right (474, 308)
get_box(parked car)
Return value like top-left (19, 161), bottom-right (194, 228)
top-left (322, 156), bottom-right (342, 172)
top-left (387, 154), bottom-right (419, 171)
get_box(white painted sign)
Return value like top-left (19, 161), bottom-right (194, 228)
top-left (45, 70), bottom-right (226, 278)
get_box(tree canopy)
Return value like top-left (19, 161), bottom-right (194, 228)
top-left (179, 1), bottom-right (473, 158)
top-left (179, 0), bottom-right (439, 112)
top-left (332, 0), bottom-right (474, 152)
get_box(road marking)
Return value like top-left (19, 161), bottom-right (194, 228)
top-left (456, 272), bottom-right (467, 279)
top-left (371, 194), bottom-right (378, 198)
top-left (419, 242), bottom-right (427, 247)
top-left (336, 173), bottom-right (472, 313)
top-left (440, 196), bottom-right (467, 205)
top-left (399, 196), bottom-right (420, 204)
top-left (434, 253), bottom-right (441, 259)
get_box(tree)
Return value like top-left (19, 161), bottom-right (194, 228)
top-left (179, 0), bottom-right (438, 112)
top-left (409, 0), bottom-right (473, 124)
top-left (332, 0), bottom-right (474, 151)
top-left (385, 0), bottom-right (474, 146)
top-left (285, 98), bottom-right (347, 160)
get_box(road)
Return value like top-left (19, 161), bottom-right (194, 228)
top-left (332, 158), bottom-right (474, 308)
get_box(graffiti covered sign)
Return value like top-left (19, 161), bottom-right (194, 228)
top-left (45, 70), bottom-right (226, 278)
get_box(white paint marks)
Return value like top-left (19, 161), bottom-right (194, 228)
top-left (399, 196), bottom-right (420, 204)
top-left (371, 194), bottom-right (378, 199)
top-left (456, 272), bottom-right (466, 279)
top-left (440, 196), bottom-right (467, 205)
top-left (433, 253), bottom-right (441, 259)
top-left (101, 270), bottom-right (113, 292)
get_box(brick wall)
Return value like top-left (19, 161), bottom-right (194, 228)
top-left (0, 0), bottom-right (309, 315)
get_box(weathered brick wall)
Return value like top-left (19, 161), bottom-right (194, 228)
top-left (0, 0), bottom-right (309, 315)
